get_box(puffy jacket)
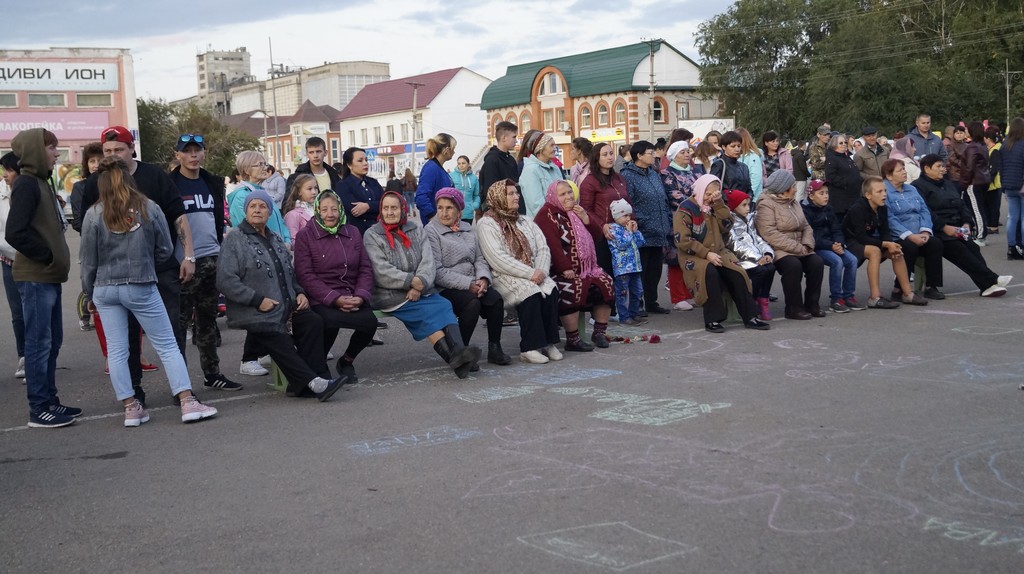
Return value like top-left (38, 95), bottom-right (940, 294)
top-left (883, 180), bottom-right (933, 239)
top-left (754, 193), bottom-right (814, 260)
top-left (1002, 139), bottom-right (1024, 197)
top-left (621, 162), bottom-right (672, 247)
top-left (727, 212), bottom-right (773, 269)
top-left (801, 199), bottom-right (846, 250)
top-left (414, 158), bottom-right (454, 224)
top-left (518, 155), bottom-right (562, 219)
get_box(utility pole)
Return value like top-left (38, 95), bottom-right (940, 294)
top-left (268, 37), bottom-right (280, 164)
top-left (1001, 59), bottom-right (1022, 129)
top-left (641, 37), bottom-right (662, 142)
top-left (406, 81), bottom-right (426, 174)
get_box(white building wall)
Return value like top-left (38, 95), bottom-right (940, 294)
top-left (631, 49), bottom-right (702, 88)
top-left (423, 69), bottom-right (491, 169)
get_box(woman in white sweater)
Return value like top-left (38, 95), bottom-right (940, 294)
top-left (476, 179), bottom-right (563, 364)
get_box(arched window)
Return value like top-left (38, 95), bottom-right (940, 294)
top-left (537, 72), bottom-right (564, 96)
top-left (596, 104), bottom-right (609, 127)
top-left (520, 111), bottom-right (532, 134)
top-left (506, 112), bottom-right (516, 123)
top-left (652, 100), bottom-right (665, 123)
top-left (492, 114), bottom-right (502, 134)
top-left (614, 102), bottom-right (627, 125)
top-left (580, 106), bottom-right (592, 129)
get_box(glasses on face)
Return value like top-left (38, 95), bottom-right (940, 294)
top-left (252, 162), bottom-right (267, 168)
top-left (179, 134), bottom-right (204, 145)
top-left (837, 141), bottom-right (848, 146)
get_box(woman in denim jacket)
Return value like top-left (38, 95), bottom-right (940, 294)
top-left (81, 157), bottom-right (217, 427)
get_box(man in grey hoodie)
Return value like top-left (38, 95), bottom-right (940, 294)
top-left (5, 128), bottom-right (79, 428)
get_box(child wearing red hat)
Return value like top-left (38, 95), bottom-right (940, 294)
top-left (724, 188), bottom-right (776, 320)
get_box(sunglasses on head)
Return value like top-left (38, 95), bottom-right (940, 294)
top-left (179, 134), bottom-right (204, 144)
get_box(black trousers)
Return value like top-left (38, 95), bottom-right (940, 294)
top-left (440, 288), bottom-right (504, 346)
top-left (516, 291), bottom-right (561, 353)
top-left (129, 267), bottom-right (183, 387)
top-left (897, 235), bottom-right (944, 288)
top-left (775, 254), bottom-right (824, 313)
top-left (985, 187), bottom-right (1002, 230)
top-left (942, 238), bottom-right (998, 290)
top-left (595, 237), bottom-right (614, 278)
top-left (702, 265), bottom-right (758, 324)
top-left (638, 246), bottom-right (664, 310)
top-left (245, 309), bottom-right (329, 395)
top-left (310, 304), bottom-right (377, 361)
top-left (745, 263), bottom-right (776, 298)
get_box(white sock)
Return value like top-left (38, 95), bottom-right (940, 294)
top-left (308, 377), bottom-right (329, 393)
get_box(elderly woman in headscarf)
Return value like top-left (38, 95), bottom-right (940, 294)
top-left (660, 140), bottom-right (698, 310)
top-left (518, 132), bottom-right (564, 218)
top-left (363, 191), bottom-right (482, 378)
top-left (217, 189), bottom-right (345, 401)
top-left (675, 174), bottom-right (771, 333)
top-left (477, 179), bottom-right (563, 364)
top-left (426, 187), bottom-right (512, 366)
top-left (534, 180), bottom-right (616, 351)
top-left (888, 136), bottom-right (922, 182)
top-left (293, 190), bottom-right (378, 384)
top-left (755, 170), bottom-right (826, 320)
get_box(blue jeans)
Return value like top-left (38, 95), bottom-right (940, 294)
top-left (816, 249), bottom-right (858, 301)
top-left (614, 272), bottom-right (644, 321)
top-left (1006, 194), bottom-right (1023, 247)
top-left (17, 281), bottom-right (62, 412)
top-left (3, 262), bottom-right (24, 357)
top-left (93, 283), bottom-right (192, 401)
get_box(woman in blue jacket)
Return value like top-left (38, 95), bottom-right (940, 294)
top-left (882, 158), bottom-right (945, 299)
top-left (415, 133), bottom-right (455, 224)
top-left (449, 155), bottom-right (480, 222)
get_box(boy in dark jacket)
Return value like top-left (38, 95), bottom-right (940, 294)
top-left (802, 180), bottom-right (862, 312)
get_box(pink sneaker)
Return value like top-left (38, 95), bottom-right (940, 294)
top-left (180, 395), bottom-right (218, 423)
top-left (124, 400), bottom-right (150, 428)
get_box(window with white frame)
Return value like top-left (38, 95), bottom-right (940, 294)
top-left (652, 100), bottom-right (665, 123)
top-left (28, 93), bottom-right (65, 107)
top-left (537, 73), bottom-right (564, 97)
top-left (580, 107), bottom-right (592, 129)
top-left (614, 103), bottom-right (626, 125)
top-left (596, 104), bottom-right (608, 127)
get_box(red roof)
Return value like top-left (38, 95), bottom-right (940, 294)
top-left (337, 68), bottom-right (462, 120)
top-left (290, 100), bottom-right (340, 124)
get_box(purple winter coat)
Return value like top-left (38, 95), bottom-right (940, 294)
top-left (293, 218), bottom-right (374, 307)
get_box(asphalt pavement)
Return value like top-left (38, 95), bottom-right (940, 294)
top-left (1, 231), bottom-right (1023, 573)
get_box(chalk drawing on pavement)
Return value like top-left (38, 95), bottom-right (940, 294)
top-left (774, 339), bottom-right (828, 350)
top-left (517, 522), bottom-right (696, 571)
top-left (951, 326), bottom-right (1023, 336)
top-left (463, 467), bottom-right (610, 499)
top-left (921, 516), bottom-right (1024, 553)
top-left (455, 386), bottom-right (543, 404)
top-left (348, 425), bottom-right (482, 456)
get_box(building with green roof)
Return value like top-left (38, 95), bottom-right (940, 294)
top-left (481, 40), bottom-right (720, 160)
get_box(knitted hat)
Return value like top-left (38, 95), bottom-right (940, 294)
top-left (764, 169), bottom-right (796, 195)
top-left (243, 188), bottom-right (275, 212)
top-left (610, 199), bottom-right (632, 220)
top-left (434, 187), bottom-right (465, 211)
top-left (666, 140), bottom-right (690, 161)
top-left (723, 189), bottom-right (751, 211)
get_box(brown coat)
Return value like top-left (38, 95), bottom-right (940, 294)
top-left (673, 198), bottom-right (750, 306)
top-left (755, 194), bottom-right (815, 260)
top-left (853, 143), bottom-right (890, 179)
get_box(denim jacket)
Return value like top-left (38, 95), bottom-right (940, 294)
top-left (80, 198), bottom-right (173, 298)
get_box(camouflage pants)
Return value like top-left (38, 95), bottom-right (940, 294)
top-left (179, 255), bottom-right (220, 376)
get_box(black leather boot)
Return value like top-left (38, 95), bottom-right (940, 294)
top-left (433, 325), bottom-right (482, 379)
top-left (487, 342), bottom-right (512, 365)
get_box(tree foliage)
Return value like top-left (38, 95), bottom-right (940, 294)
top-left (696, 0), bottom-right (1024, 139)
top-left (136, 98), bottom-right (260, 178)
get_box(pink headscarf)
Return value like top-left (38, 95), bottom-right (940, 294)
top-left (544, 180), bottom-right (601, 278)
top-left (690, 174), bottom-right (722, 215)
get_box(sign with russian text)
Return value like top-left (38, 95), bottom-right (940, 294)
top-left (0, 62), bottom-right (120, 91)
top-left (0, 111), bottom-right (111, 140)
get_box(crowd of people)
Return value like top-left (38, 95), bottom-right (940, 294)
top-left (1, 112), bottom-right (1021, 429)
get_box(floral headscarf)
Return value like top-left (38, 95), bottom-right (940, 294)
top-left (313, 190), bottom-right (345, 235)
top-left (484, 179), bottom-right (532, 266)
top-left (543, 180), bottom-right (601, 278)
top-left (378, 191), bottom-right (411, 249)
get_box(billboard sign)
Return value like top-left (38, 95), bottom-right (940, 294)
top-left (0, 62), bottom-right (120, 91)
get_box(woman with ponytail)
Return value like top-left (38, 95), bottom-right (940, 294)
top-left (80, 157), bottom-right (218, 426)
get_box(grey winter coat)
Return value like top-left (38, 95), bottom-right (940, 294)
top-left (424, 218), bottom-right (492, 291)
top-left (217, 221), bottom-right (303, 334)
top-left (363, 220), bottom-right (437, 310)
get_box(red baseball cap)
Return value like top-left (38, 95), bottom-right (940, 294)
top-left (100, 126), bottom-right (134, 145)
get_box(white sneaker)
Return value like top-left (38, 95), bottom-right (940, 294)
top-left (997, 275), bottom-right (1013, 287)
top-left (519, 350), bottom-right (549, 364)
top-left (673, 300), bottom-right (694, 311)
top-left (981, 285), bottom-right (1007, 297)
top-left (14, 356), bottom-right (25, 378)
top-left (258, 355), bottom-right (272, 368)
top-left (327, 351), bottom-right (335, 360)
top-left (239, 360), bottom-right (269, 376)
top-left (542, 344), bottom-right (563, 361)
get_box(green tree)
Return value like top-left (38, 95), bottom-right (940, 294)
top-left (136, 98), bottom-right (260, 177)
top-left (696, 0), bottom-right (1024, 138)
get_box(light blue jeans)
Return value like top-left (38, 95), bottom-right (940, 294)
top-left (1006, 194), bottom-right (1023, 247)
top-left (93, 283), bottom-right (192, 401)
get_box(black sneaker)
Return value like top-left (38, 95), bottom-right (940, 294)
top-left (204, 373), bottom-right (243, 391)
top-left (28, 410), bottom-right (75, 428)
top-left (923, 287), bottom-right (946, 300)
top-left (336, 359), bottom-right (358, 386)
top-left (49, 403), bottom-right (83, 418)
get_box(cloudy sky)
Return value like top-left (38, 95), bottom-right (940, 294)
top-left (8, 0), bottom-right (734, 102)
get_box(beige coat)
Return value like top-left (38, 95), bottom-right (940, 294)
top-left (754, 194), bottom-right (815, 260)
top-left (673, 198), bottom-right (750, 306)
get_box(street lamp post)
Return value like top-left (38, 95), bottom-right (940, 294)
top-left (1001, 59), bottom-right (1022, 129)
top-left (406, 81), bottom-right (426, 174)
